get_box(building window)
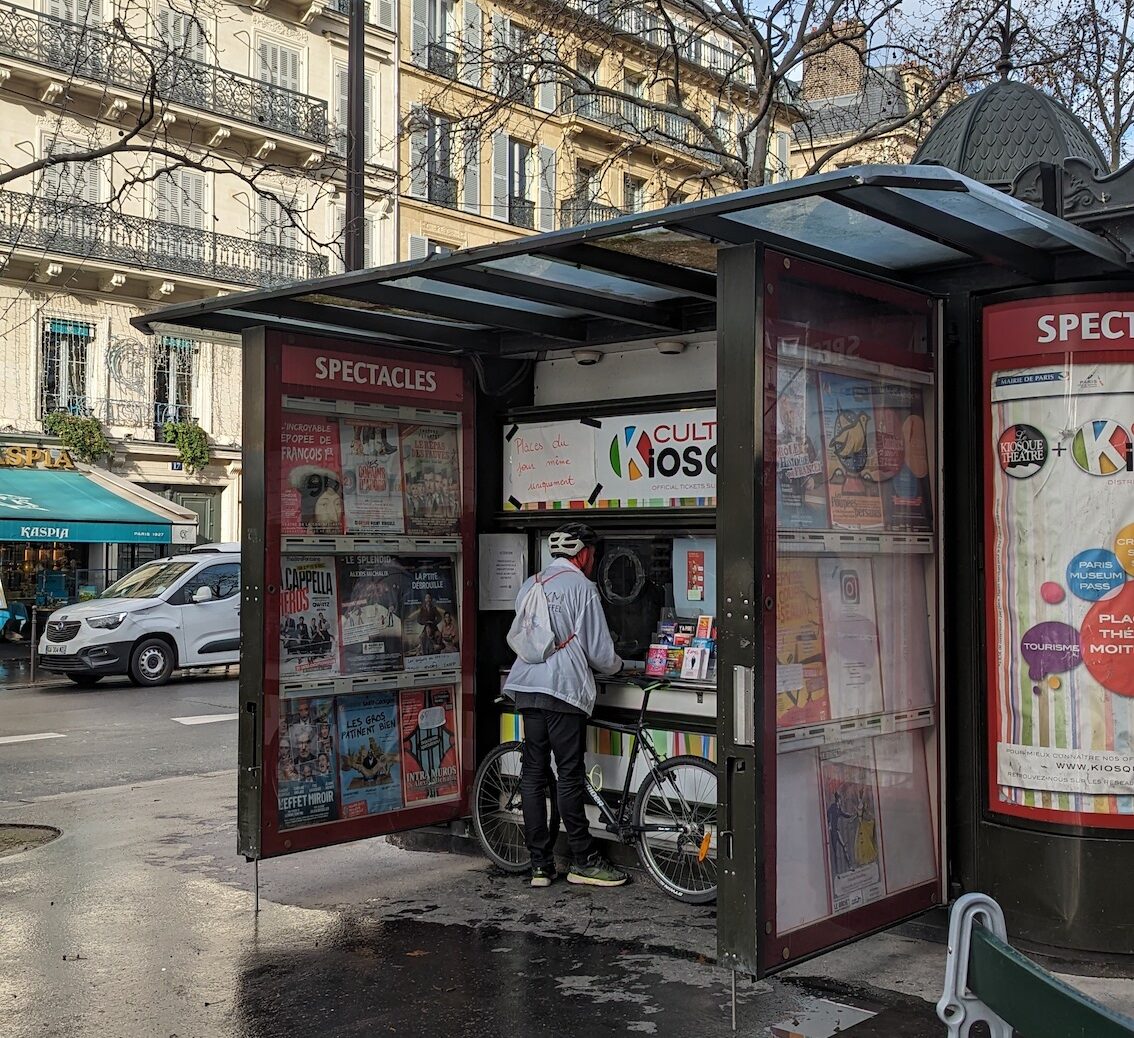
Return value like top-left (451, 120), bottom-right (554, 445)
top-left (257, 192), bottom-right (308, 280)
top-left (408, 235), bottom-right (454, 259)
top-left (257, 39), bottom-right (301, 92)
top-left (333, 206), bottom-right (377, 271)
top-left (493, 18), bottom-right (534, 106)
top-left (427, 113), bottom-right (456, 207)
top-left (623, 173), bottom-right (647, 214)
top-left (333, 64), bottom-right (376, 160)
top-left (426, 0), bottom-right (458, 76)
top-left (41, 318), bottom-right (94, 418)
top-left (508, 137), bottom-right (533, 228)
top-left (153, 168), bottom-right (207, 262)
top-left (153, 335), bottom-right (198, 436)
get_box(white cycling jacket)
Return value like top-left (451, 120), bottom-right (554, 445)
top-left (503, 558), bottom-right (622, 715)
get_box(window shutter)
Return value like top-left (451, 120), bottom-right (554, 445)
top-left (157, 2), bottom-right (172, 45)
top-left (333, 206), bottom-right (346, 272)
top-left (335, 65), bottom-right (348, 156)
top-left (364, 216), bottom-right (376, 267)
top-left (776, 130), bottom-right (789, 177)
top-left (462, 131), bottom-right (479, 214)
top-left (184, 170), bottom-right (206, 229)
top-left (491, 132), bottom-right (508, 221)
top-left (81, 160), bottom-right (104, 205)
top-left (282, 47), bottom-right (300, 92)
top-left (257, 40), bottom-right (273, 83)
top-left (154, 172), bottom-right (174, 223)
top-left (538, 145), bottom-right (555, 231)
top-left (46, 0), bottom-right (74, 20)
top-left (377, 0), bottom-right (395, 30)
top-left (408, 234), bottom-right (429, 260)
top-left (490, 14), bottom-right (506, 94)
top-left (364, 71), bottom-right (374, 160)
top-left (460, 0), bottom-right (481, 87)
top-left (411, 0), bottom-right (428, 60)
top-left (84, 0), bottom-right (103, 23)
top-left (536, 35), bottom-right (556, 112)
top-left (409, 128), bottom-right (428, 198)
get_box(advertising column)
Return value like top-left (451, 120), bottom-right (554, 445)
top-left (243, 335), bottom-right (474, 859)
top-left (985, 293), bottom-right (1134, 830)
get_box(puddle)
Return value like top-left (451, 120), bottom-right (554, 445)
top-left (0, 823), bottom-right (61, 858)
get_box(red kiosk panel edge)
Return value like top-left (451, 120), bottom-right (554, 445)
top-left (257, 331), bottom-right (476, 859)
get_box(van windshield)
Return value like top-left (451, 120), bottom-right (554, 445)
top-left (101, 561), bottom-right (197, 600)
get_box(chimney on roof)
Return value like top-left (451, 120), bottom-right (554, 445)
top-left (803, 20), bottom-right (868, 100)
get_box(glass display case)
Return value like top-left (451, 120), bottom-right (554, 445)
top-left (761, 253), bottom-right (942, 962)
top-left (239, 334), bottom-right (475, 859)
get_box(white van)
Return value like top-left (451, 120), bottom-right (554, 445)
top-left (37, 544), bottom-right (241, 687)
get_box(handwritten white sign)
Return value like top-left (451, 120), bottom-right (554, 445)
top-left (503, 422), bottom-right (597, 506)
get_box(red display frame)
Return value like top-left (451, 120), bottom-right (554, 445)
top-left (982, 291), bottom-right (1134, 832)
top-left (759, 253), bottom-right (943, 971)
top-left (257, 330), bottom-right (477, 858)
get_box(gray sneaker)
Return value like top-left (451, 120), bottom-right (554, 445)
top-left (567, 856), bottom-right (628, 887)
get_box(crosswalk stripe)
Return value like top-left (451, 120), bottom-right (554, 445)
top-left (0, 732), bottom-right (66, 745)
top-left (171, 713), bottom-right (239, 726)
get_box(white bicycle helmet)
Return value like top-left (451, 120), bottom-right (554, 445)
top-left (547, 521), bottom-right (598, 559)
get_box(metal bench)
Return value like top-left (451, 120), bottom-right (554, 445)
top-left (937, 893), bottom-right (1134, 1037)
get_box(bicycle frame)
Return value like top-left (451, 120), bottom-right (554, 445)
top-left (583, 678), bottom-right (698, 841)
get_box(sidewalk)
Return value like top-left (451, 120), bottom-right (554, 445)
top-left (2, 771), bottom-right (1130, 1037)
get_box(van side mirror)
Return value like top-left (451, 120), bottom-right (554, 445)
top-left (192, 585), bottom-right (215, 603)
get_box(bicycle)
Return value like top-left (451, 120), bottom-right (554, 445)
top-left (470, 674), bottom-right (718, 903)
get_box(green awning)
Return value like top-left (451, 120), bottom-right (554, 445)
top-left (0, 469), bottom-right (192, 543)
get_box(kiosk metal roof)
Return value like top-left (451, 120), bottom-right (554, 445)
top-left (134, 165), bottom-right (1132, 355)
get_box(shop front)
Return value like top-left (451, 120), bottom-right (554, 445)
top-left (135, 162), bottom-right (1133, 969)
top-left (0, 444), bottom-right (197, 619)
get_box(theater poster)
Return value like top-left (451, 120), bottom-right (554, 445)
top-left (986, 296), bottom-right (1134, 828)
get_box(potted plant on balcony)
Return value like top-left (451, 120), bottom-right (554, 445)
top-left (162, 418), bottom-right (210, 474)
top-left (43, 412), bottom-right (113, 465)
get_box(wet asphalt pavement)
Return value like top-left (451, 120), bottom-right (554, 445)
top-left (1, 674), bottom-right (950, 1037)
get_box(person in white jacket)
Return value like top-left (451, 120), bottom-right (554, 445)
top-left (504, 522), bottom-right (628, 889)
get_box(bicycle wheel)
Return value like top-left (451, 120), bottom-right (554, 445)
top-left (470, 740), bottom-right (559, 874)
top-left (633, 755), bottom-right (718, 903)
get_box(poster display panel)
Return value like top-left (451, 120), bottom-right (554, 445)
top-left (985, 294), bottom-right (1134, 829)
top-left (244, 335), bottom-right (473, 861)
top-left (761, 255), bottom-right (940, 969)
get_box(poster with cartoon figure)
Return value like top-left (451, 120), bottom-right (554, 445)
top-left (401, 424), bottom-right (461, 535)
top-left (337, 692), bottom-right (403, 817)
top-left (776, 364), bottom-right (829, 530)
top-left (280, 414), bottom-right (344, 535)
top-left (872, 380), bottom-right (933, 532)
top-left (989, 355), bottom-right (1134, 825)
top-left (340, 419), bottom-right (405, 535)
top-left (277, 697), bottom-right (338, 829)
top-left (818, 373), bottom-right (885, 530)
top-left (819, 743), bottom-right (885, 915)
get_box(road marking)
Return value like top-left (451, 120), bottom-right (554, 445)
top-left (171, 713), bottom-right (239, 726)
top-left (0, 732), bottom-right (66, 745)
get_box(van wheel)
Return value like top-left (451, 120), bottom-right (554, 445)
top-left (67, 673), bottom-right (102, 687)
top-left (130, 638), bottom-right (175, 686)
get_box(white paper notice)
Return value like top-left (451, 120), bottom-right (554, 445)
top-left (479, 533), bottom-right (529, 611)
top-left (503, 422), bottom-right (596, 507)
top-left (818, 558), bottom-right (884, 721)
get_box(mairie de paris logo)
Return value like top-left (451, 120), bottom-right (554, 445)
top-left (610, 426), bottom-right (652, 480)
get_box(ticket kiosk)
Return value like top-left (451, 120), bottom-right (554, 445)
top-left (134, 163), bottom-right (1134, 969)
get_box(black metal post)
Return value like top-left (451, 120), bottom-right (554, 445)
top-left (345, 0), bottom-right (367, 271)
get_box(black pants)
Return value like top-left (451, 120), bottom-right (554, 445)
top-left (519, 708), bottom-right (594, 868)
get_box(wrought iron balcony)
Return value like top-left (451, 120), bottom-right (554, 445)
top-left (0, 192), bottom-right (328, 289)
top-left (427, 170), bottom-right (458, 209)
top-left (564, 91), bottom-right (717, 160)
top-left (559, 199), bottom-right (625, 227)
top-left (508, 195), bottom-right (535, 230)
top-left (427, 42), bottom-right (459, 79)
top-left (0, 1), bottom-right (329, 144)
